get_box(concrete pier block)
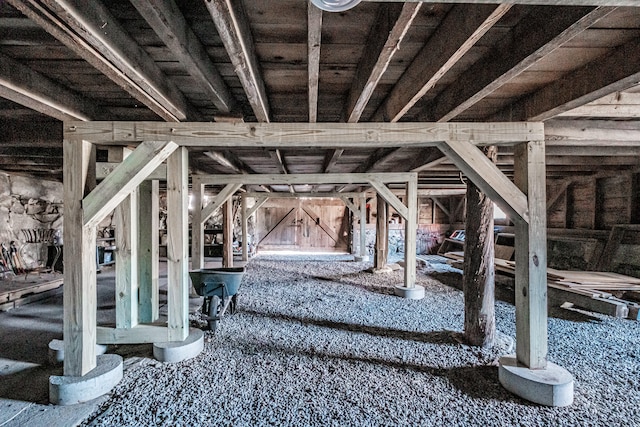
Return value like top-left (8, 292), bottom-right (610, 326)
top-left (394, 285), bottom-right (425, 300)
top-left (153, 328), bottom-right (204, 363)
top-left (48, 339), bottom-right (108, 365)
top-left (354, 255), bottom-right (369, 262)
top-left (499, 354), bottom-right (574, 407)
top-left (49, 354), bottom-right (123, 405)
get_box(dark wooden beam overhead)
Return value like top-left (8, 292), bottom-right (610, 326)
top-left (343, 2), bottom-right (421, 123)
top-left (371, 4), bottom-right (511, 122)
top-left (422, 6), bottom-right (615, 122)
top-left (493, 35), bottom-right (640, 121)
top-left (129, 0), bottom-right (238, 115)
top-left (0, 119), bottom-right (61, 148)
top-left (205, 0), bottom-right (270, 123)
top-left (7, 0), bottom-right (198, 122)
top-left (322, 149), bottom-right (344, 173)
top-left (367, 0), bottom-right (638, 5)
top-left (0, 51), bottom-right (104, 121)
top-left (308, 2), bottom-right (322, 123)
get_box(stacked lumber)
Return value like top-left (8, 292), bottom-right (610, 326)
top-left (442, 251), bottom-right (640, 320)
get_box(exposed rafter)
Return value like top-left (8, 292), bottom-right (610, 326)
top-left (343, 2), bottom-right (421, 123)
top-left (371, 4), bottom-right (511, 122)
top-left (205, 0), bottom-right (270, 123)
top-left (0, 51), bottom-right (102, 121)
top-left (129, 0), bottom-right (237, 115)
top-left (8, 0), bottom-right (198, 122)
top-left (308, 1), bottom-right (322, 123)
top-left (422, 6), bottom-right (615, 122)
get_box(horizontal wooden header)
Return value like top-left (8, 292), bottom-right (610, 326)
top-left (192, 173), bottom-right (417, 186)
top-left (367, 0), bottom-right (639, 5)
top-left (63, 121), bottom-right (544, 148)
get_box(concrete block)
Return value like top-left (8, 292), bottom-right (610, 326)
top-left (354, 255), bottom-right (370, 262)
top-left (48, 339), bottom-right (108, 365)
top-left (153, 328), bottom-right (204, 363)
top-left (394, 285), bottom-right (425, 300)
top-left (49, 354), bottom-right (123, 405)
top-left (499, 354), bottom-right (574, 407)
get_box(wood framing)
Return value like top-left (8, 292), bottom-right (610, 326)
top-left (138, 180), bottom-right (160, 322)
top-left (64, 122), bottom-right (544, 147)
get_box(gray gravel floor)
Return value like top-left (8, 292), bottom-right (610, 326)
top-left (82, 254), bottom-right (640, 426)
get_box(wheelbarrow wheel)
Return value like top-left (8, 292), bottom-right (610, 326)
top-left (208, 295), bottom-right (220, 332)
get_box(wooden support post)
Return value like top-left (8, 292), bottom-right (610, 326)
top-left (63, 138), bottom-right (97, 376)
top-left (463, 146), bottom-right (496, 348)
top-left (404, 175), bottom-right (418, 288)
top-left (241, 195), bottom-right (248, 261)
top-left (114, 186), bottom-right (139, 329)
top-left (114, 148), bottom-right (138, 329)
top-left (166, 147), bottom-right (189, 342)
top-left (375, 195), bottom-right (389, 269)
top-left (223, 199), bottom-right (233, 268)
top-left (359, 195), bottom-right (367, 259)
top-left (514, 140), bottom-right (548, 369)
top-left (138, 179), bottom-right (159, 322)
top-left (191, 181), bottom-right (204, 270)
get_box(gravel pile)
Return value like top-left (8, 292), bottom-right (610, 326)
top-left (82, 254), bottom-right (640, 426)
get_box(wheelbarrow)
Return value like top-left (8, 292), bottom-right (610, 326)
top-left (189, 267), bottom-right (245, 331)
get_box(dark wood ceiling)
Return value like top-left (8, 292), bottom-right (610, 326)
top-left (0, 0), bottom-right (639, 188)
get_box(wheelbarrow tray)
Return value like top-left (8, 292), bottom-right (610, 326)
top-left (189, 267), bottom-right (245, 297)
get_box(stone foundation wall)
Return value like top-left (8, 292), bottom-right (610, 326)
top-left (353, 224), bottom-right (448, 256)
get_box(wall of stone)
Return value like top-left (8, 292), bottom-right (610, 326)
top-left (0, 173), bottom-right (63, 269)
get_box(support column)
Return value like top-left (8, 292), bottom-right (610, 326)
top-left (191, 181), bottom-right (204, 270)
top-left (394, 175), bottom-right (423, 299)
top-left (138, 180), bottom-right (159, 322)
top-left (355, 195), bottom-right (368, 262)
top-left (62, 138), bottom-right (97, 376)
top-left (223, 199), bottom-right (233, 268)
top-left (114, 187), bottom-right (139, 329)
top-left (374, 196), bottom-right (388, 270)
top-left (499, 140), bottom-right (573, 407)
top-left (166, 147), bottom-right (189, 342)
top-left (241, 195), bottom-right (248, 261)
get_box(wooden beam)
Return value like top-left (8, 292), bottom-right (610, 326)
top-left (493, 34), bottom-right (640, 121)
top-left (96, 163), bottom-right (166, 180)
top-left (430, 197), bottom-right (451, 218)
top-left (0, 51), bottom-right (101, 121)
top-left (437, 140), bottom-right (529, 224)
top-left (423, 6), bottom-right (614, 122)
top-left (545, 119), bottom-right (640, 146)
top-left (0, 119), bottom-right (61, 148)
top-left (404, 175), bottom-right (418, 288)
top-left (201, 183), bottom-right (243, 223)
top-left (130, 0), bottom-right (237, 114)
top-left (374, 196), bottom-right (389, 269)
top-left (191, 181), bottom-right (205, 271)
top-left (308, 2), bottom-right (322, 123)
top-left (247, 196), bottom-right (269, 217)
top-left (514, 140), bottom-right (548, 370)
top-left (8, 0), bottom-right (196, 122)
top-left (366, 0), bottom-right (638, 5)
top-left (205, 0), bottom-right (270, 122)
top-left (301, 206), bottom-right (340, 243)
top-left (62, 138), bottom-right (96, 376)
top-left (244, 192), bottom-right (364, 199)
top-left (138, 180), bottom-right (159, 322)
top-left (338, 147), bottom-right (402, 192)
top-left (369, 179), bottom-right (409, 220)
top-left (166, 147), bottom-right (189, 342)
top-left (83, 141), bottom-right (178, 228)
top-left (557, 92), bottom-right (640, 118)
top-left (223, 200), bottom-right (233, 268)
top-left (344, 2), bottom-right (421, 123)
top-left (339, 196), bottom-right (361, 216)
top-left (372, 4), bottom-right (511, 122)
top-left (97, 325), bottom-right (170, 345)
top-left (64, 121), bottom-right (545, 147)
top-left (322, 149), bottom-right (344, 173)
top-left (241, 195), bottom-right (248, 261)
top-left (115, 187), bottom-right (138, 329)
top-left (195, 172), bottom-right (417, 187)
top-left (358, 196), bottom-right (367, 258)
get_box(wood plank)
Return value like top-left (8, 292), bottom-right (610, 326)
top-left (438, 140), bottom-right (529, 224)
top-left (223, 200), bottom-right (233, 268)
top-left (373, 4), bottom-right (511, 122)
top-left (96, 163), bottom-right (166, 180)
top-left (241, 195), bottom-right (248, 261)
top-left (426, 7), bottom-right (614, 122)
top-left (166, 147), bottom-right (189, 342)
top-left (205, 0), bottom-right (270, 122)
top-left (63, 138), bottom-right (96, 376)
top-left (247, 196), bottom-right (269, 217)
top-left (375, 196), bottom-right (389, 269)
top-left (138, 179), bottom-right (159, 323)
top-left (195, 172), bottom-right (417, 186)
top-left (339, 196), bottom-right (360, 216)
top-left (191, 181), bottom-right (205, 271)
top-left (8, 0), bottom-right (196, 121)
top-left (344, 3), bottom-right (420, 123)
top-left (115, 187), bottom-right (138, 329)
top-left (367, 1), bottom-right (640, 5)
top-left (64, 121), bottom-right (545, 147)
top-left (308, 2), bottom-right (322, 123)
top-left (97, 325), bottom-right (169, 344)
top-left (301, 206), bottom-right (340, 243)
top-left (129, 0), bottom-right (237, 113)
top-left (404, 175), bottom-right (418, 288)
top-left (514, 140), bottom-right (548, 370)
top-left (322, 149), bottom-right (344, 173)
top-left (83, 141), bottom-right (178, 228)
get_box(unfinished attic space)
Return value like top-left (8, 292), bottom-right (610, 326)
top-left (1, 0), bottom-right (640, 424)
